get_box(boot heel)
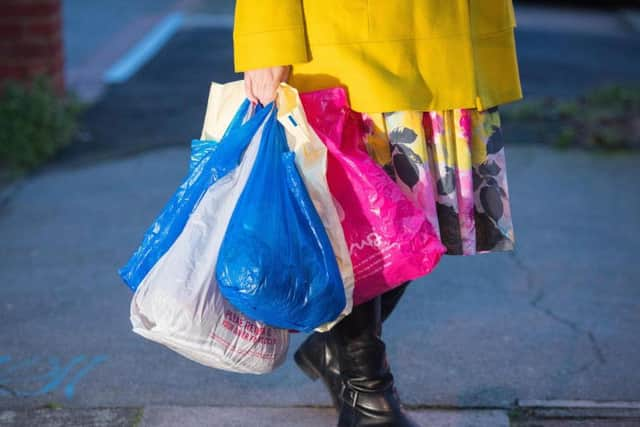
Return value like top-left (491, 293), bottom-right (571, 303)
top-left (294, 349), bottom-right (321, 381)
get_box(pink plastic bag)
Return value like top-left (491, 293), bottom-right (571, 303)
top-left (300, 88), bottom-right (446, 305)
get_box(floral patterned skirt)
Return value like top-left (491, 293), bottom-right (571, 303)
top-left (362, 107), bottom-right (515, 255)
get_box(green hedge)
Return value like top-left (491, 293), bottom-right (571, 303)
top-left (0, 77), bottom-right (83, 176)
top-left (503, 84), bottom-right (640, 150)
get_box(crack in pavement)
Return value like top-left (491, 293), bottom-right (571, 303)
top-left (508, 250), bottom-right (607, 366)
top-left (564, 360), bottom-right (595, 376)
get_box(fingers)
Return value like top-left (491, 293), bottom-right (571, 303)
top-left (254, 79), bottom-right (279, 106)
top-left (282, 65), bottom-right (291, 83)
top-left (244, 66), bottom-right (290, 106)
top-left (244, 76), bottom-right (258, 105)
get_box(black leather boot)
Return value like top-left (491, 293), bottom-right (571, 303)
top-left (379, 282), bottom-right (410, 324)
top-left (294, 329), bottom-right (342, 409)
top-left (294, 282), bottom-right (411, 410)
top-left (334, 295), bottom-right (419, 427)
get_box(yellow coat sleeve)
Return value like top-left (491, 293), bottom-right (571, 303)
top-left (233, 0), bottom-right (310, 72)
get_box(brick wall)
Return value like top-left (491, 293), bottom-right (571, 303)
top-left (0, 0), bottom-right (65, 93)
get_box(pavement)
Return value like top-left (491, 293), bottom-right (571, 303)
top-left (1, 3), bottom-right (640, 427)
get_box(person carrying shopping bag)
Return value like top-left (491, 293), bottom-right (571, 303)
top-left (233, 1), bottom-right (523, 425)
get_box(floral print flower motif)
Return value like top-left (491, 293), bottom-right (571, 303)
top-left (364, 107), bottom-right (514, 255)
top-left (436, 202), bottom-right (463, 254)
top-left (422, 112), bottom-right (434, 142)
top-left (389, 127), bottom-right (422, 189)
top-left (479, 159), bottom-right (501, 176)
top-left (436, 166), bottom-right (456, 196)
top-left (471, 123), bottom-right (511, 251)
top-left (475, 209), bottom-right (506, 250)
top-left (430, 112), bottom-right (444, 135)
top-left (486, 125), bottom-right (504, 154)
top-left (480, 185), bottom-right (503, 221)
top-left (389, 127), bottom-right (418, 145)
top-left (392, 144), bottom-right (422, 189)
top-left (459, 109), bottom-right (472, 140)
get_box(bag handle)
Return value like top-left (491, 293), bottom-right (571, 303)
top-left (200, 81), bottom-right (272, 142)
top-left (275, 83), bottom-right (312, 148)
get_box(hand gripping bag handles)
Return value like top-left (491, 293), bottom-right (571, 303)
top-left (300, 87), bottom-right (447, 305)
top-left (215, 98), bottom-right (347, 333)
top-left (127, 81), bottom-right (288, 374)
top-left (275, 83), bottom-right (354, 332)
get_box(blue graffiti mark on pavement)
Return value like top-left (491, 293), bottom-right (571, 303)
top-left (0, 354), bottom-right (108, 399)
top-left (64, 355), bottom-right (108, 399)
top-left (31, 355), bottom-right (87, 397)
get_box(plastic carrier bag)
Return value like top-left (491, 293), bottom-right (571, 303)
top-left (215, 94), bottom-right (347, 332)
top-left (119, 82), bottom-right (264, 292)
top-left (300, 87), bottom-right (447, 305)
top-left (275, 84), bottom-right (354, 332)
top-left (124, 82), bottom-right (288, 374)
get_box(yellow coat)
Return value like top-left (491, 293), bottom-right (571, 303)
top-left (233, 0), bottom-right (523, 112)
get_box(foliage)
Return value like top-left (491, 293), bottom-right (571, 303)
top-left (0, 76), bottom-right (83, 176)
top-left (503, 84), bottom-right (640, 150)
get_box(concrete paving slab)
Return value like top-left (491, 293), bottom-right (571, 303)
top-left (0, 407), bottom-right (141, 427)
top-left (139, 406), bottom-right (509, 427)
top-left (513, 420), bottom-right (640, 427)
top-left (518, 400), bottom-right (640, 409)
top-left (514, 400), bottom-right (640, 422)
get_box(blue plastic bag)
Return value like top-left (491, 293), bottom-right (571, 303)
top-left (118, 100), bottom-right (271, 291)
top-left (215, 109), bottom-right (346, 332)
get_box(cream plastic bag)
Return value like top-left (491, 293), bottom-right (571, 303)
top-left (276, 84), bottom-right (355, 332)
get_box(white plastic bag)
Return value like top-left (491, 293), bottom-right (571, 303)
top-left (129, 82), bottom-right (289, 374)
